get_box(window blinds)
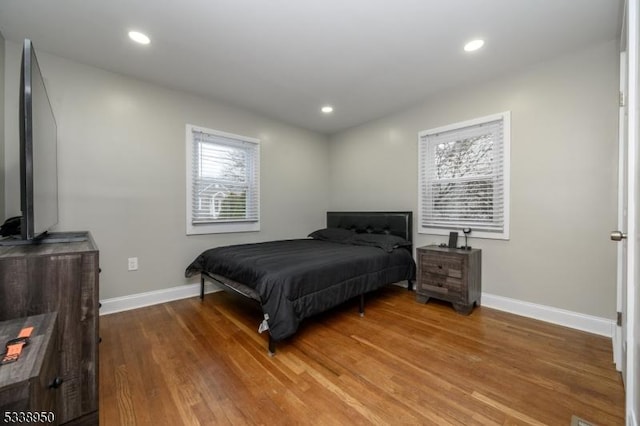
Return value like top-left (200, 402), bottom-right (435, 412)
top-left (419, 117), bottom-right (506, 234)
top-left (190, 129), bottom-right (259, 225)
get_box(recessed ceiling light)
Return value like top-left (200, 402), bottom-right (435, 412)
top-left (464, 39), bottom-right (484, 52)
top-left (321, 106), bottom-right (334, 114)
top-left (128, 31), bottom-right (150, 45)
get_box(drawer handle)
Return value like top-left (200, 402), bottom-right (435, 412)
top-left (438, 283), bottom-right (443, 287)
top-left (438, 265), bottom-right (443, 269)
top-left (49, 377), bottom-right (63, 389)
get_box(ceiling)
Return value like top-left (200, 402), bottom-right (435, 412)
top-left (0, 0), bottom-right (623, 135)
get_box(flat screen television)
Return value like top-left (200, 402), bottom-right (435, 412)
top-left (19, 38), bottom-right (59, 241)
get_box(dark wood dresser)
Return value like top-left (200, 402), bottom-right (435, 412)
top-left (0, 234), bottom-right (99, 425)
top-left (415, 245), bottom-right (481, 315)
top-left (0, 313), bottom-right (60, 425)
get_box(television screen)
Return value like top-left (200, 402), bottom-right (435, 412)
top-left (19, 39), bottom-right (58, 240)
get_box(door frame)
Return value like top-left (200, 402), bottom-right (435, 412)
top-left (625, 0), bottom-right (639, 423)
top-left (614, 48), bottom-right (627, 373)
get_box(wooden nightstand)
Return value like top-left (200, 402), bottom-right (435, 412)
top-left (415, 245), bottom-right (481, 315)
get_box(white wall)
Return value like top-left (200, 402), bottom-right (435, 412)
top-left (2, 38), bottom-right (620, 319)
top-left (329, 40), bottom-right (620, 319)
top-left (3, 41), bottom-right (330, 300)
top-left (0, 35), bottom-right (5, 217)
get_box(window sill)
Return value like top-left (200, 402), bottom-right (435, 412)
top-left (418, 227), bottom-right (509, 240)
top-left (187, 221), bottom-right (260, 235)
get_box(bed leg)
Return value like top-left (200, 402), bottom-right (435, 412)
top-left (200, 276), bottom-right (205, 300)
top-left (268, 336), bottom-right (276, 357)
top-left (359, 294), bottom-right (365, 317)
top-left (408, 279), bottom-right (414, 292)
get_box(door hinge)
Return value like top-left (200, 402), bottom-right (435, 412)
top-left (620, 91), bottom-right (625, 107)
top-left (617, 311), bottom-right (622, 327)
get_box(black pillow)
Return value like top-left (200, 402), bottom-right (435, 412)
top-left (350, 233), bottom-right (411, 253)
top-left (308, 227), bottom-right (355, 243)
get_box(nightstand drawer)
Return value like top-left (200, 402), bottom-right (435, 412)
top-left (421, 254), bottom-right (463, 278)
top-left (420, 274), bottom-right (463, 297)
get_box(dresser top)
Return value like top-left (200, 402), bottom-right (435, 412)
top-left (0, 232), bottom-right (97, 257)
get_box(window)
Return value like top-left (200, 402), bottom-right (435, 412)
top-left (186, 124), bottom-right (260, 234)
top-left (418, 112), bottom-right (510, 239)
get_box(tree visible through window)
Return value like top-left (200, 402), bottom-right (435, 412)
top-left (418, 112), bottom-right (510, 239)
top-left (432, 135), bottom-right (494, 223)
top-left (195, 142), bottom-right (249, 221)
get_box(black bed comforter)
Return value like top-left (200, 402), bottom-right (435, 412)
top-left (185, 239), bottom-right (415, 341)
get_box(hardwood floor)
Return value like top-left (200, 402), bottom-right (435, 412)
top-left (99, 286), bottom-right (624, 425)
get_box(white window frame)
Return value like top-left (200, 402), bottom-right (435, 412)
top-left (186, 124), bottom-right (260, 235)
top-left (418, 111), bottom-right (510, 240)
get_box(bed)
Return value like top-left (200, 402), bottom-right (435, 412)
top-left (185, 211), bottom-right (416, 354)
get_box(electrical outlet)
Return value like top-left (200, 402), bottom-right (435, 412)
top-left (128, 257), bottom-right (138, 271)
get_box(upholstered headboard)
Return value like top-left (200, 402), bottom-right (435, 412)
top-left (326, 211), bottom-right (413, 243)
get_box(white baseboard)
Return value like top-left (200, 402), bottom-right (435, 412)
top-left (100, 282), bottom-right (220, 316)
top-left (100, 285), bottom-right (615, 338)
top-left (481, 293), bottom-right (615, 338)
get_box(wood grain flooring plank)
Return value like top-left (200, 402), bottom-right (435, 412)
top-left (99, 285), bottom-right (624, 425)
